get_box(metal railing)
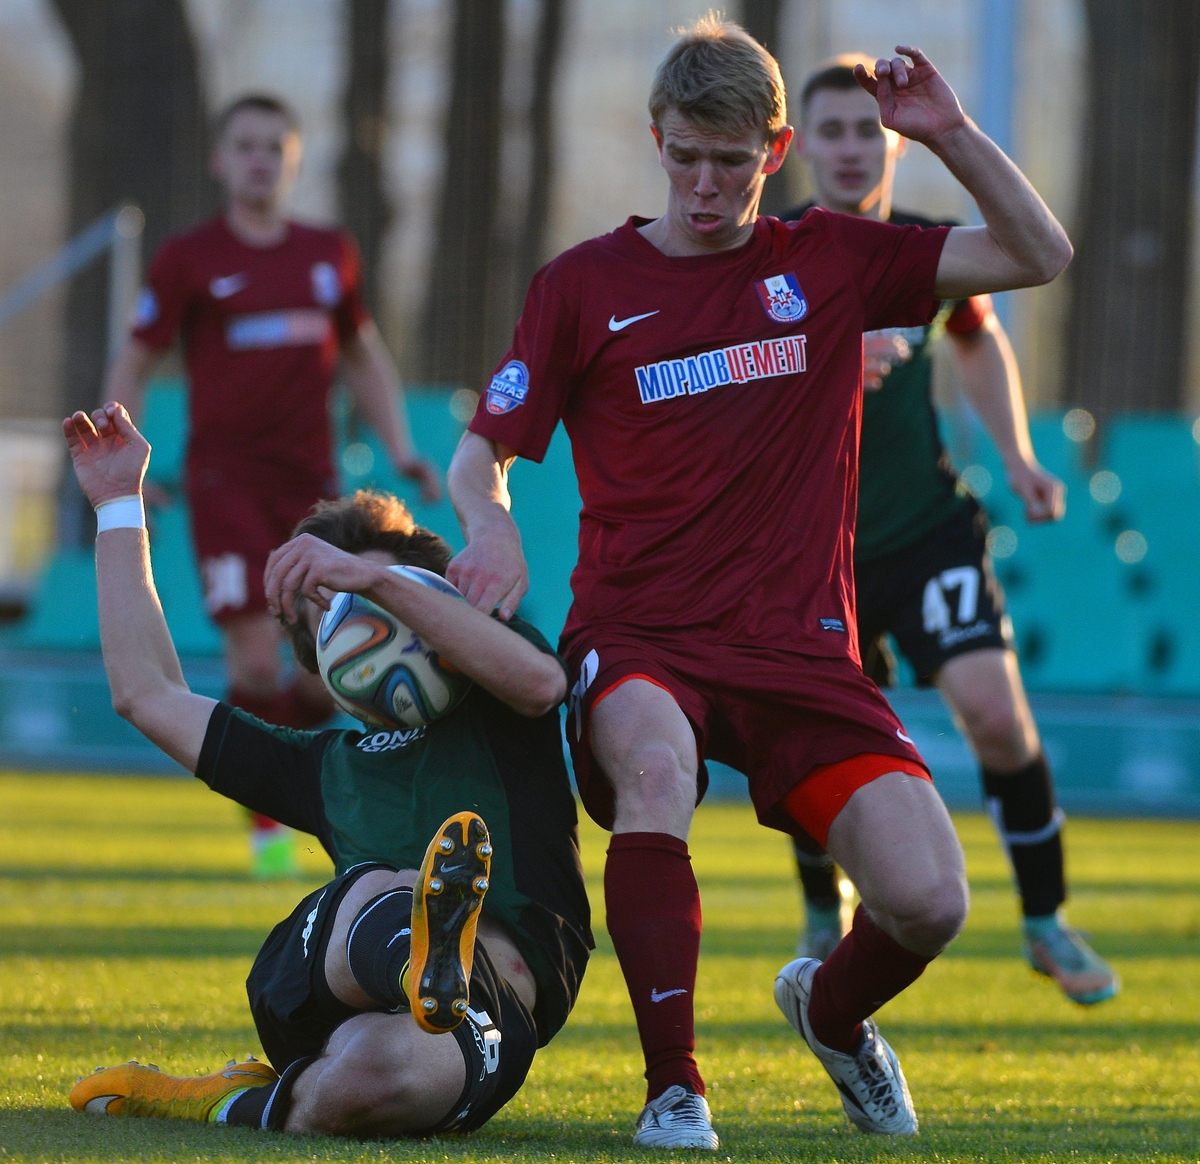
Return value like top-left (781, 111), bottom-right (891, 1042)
top-left (0, 203), bottom-right (145, 364)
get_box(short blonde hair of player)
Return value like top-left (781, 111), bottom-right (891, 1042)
top-left (649, 11), bottom-right (787, 141)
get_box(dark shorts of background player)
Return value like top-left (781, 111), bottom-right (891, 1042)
top-left (560, 631), bottom-right (928, 842)
top-left (856, 501), bottom-right (1014, 687)
top-left (187, 459), bottom-right (336, 626)
top-left (245, 862), bottom-right (539, 1135)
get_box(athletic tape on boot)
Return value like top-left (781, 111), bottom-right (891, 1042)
top-left (95, 494), bottom-right (145, 533)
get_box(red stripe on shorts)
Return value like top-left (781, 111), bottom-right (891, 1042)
top-left (783, 752), bottom-right (931, 847)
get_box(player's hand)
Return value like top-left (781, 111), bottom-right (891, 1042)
top-left (62, 402), bottom-right (150, 508)
top-left (446, 517), bottom-right (529, 621)
top-left (397, 454), bottom-right (443, 503)
top-left (264, 533), bottom-right (385, 624)
top-left (1008, 459), bottom-right (1065, 524)
top-left (863, 332), bottom-right (913, 391)
top-left (854, 47), bottom-right (966, 147)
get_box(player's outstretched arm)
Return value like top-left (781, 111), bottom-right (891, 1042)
top-left (856, 48), bottom-right (1072, 297)
top-left (446, 431), bottom-right (529, 621)
top-left (265, 533), bottom-right (564, 717)
top-left (949, 312), bottom-right (1064, 524)
top-left (100, 338), bottom-right (158, 424)
top-left (342, 324), bottom-right (442, 502)
top-left (63, 404), bottom-right (217, 770)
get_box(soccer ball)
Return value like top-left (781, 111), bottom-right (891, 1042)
top-left (316, 565), bottom-right (474, 729)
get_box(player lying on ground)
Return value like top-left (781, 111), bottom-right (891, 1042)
top-left (782, 55), bottom-right (1116, 1004)
top-left (448, 20), bottom-right (1072, 1146)
top-left (62, 404), bottom-right (590, 1137)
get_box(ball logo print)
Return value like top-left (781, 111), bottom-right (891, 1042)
top-left (316, 566), bottom-right (474, 729)
top-left (755, 272), bottom-right (808, 323)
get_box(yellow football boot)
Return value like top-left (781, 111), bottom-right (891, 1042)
top-left (409, 812), bottom-right (491, 1033)
top-left (69, 1057), bottom-right (277, 1121)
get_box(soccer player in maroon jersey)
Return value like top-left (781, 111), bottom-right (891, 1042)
top-left (782, 56), bottom-right (1117, 1005)
top-left (447, 20), bottom-right (1072, 1145)
top-left (104, 95), bottom-right (439, 875)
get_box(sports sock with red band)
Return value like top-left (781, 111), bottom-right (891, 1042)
top-left (604, 832), bottom-right (705, 1101)
top-left (807, 904), bottom-right (933, 1053)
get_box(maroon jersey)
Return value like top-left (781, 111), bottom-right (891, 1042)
top-left (469, 211), bottom-right (948, 664)
top-left (132, 216), bottom-right (369, 476)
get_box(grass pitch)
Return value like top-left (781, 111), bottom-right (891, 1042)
top-left (1, 774), bottom-right (1198, 1162)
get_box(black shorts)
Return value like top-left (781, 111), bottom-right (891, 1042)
top-left (246, 864), bottom-right (539, 1135)
top-left (855, 503), bottom-right (1014, 686)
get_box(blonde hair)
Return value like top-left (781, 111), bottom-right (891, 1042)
top-left (648, 11), bottom-right (787, 140)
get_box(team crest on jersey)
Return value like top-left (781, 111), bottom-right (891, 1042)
top-left (311, 261), bottom-right (341, 307)
top-left (486, 361), bottom-right (529, 414)
top-left (755, 272), bottom-right (808, 323)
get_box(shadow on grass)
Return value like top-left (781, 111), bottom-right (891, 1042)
top-left (695, 927), bottom-right (1200, 960)
top-left (554, 1017), bottom-right (1200, 1047)
top-left (0, 926), bottom-right (271, 958)
top-left (4, 1107), bottom-right (1200, 1162)
top-left (0, 867), bottom-right (328, 885)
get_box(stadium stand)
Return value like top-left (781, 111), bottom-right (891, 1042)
top-left (4, 384), bottom-right (1200, 811)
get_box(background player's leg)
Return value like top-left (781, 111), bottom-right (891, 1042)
top-left (791, 836), bottom-right (842, 958)
top-left (590, 680), bottom-right (710, 1124)
top-left (809, 773), bottom-right (968, 1052)
top-left (938, 647), bottom-right (1117, 1002)
top-left (224, 612), bottom-right (334, 878)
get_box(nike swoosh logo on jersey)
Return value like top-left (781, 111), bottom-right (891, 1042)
top-left (650, 987), bottom-right (688, 1002)
top-left (897, 728), bottom-right (915, 744)
top-left (608, 310), bottom-right (659, 331)
top-left (210, 272), bottom-right (249, 299)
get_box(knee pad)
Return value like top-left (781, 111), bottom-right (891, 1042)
top-left (346, 887), bottom-right (414, 1012)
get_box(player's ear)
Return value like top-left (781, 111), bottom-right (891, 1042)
top-left (650, 122), bottom-right (663, 153)
top-left (764, 126), bottom-right (794, 175)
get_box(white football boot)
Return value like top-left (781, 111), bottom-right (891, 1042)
top-left (632, 1084), bottom-right (719, 1149)
top-left (774, 957), bottom-right (917, 1135)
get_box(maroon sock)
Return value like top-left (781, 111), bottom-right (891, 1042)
top-left (807, 904), bottom-right (934, 1053)
top-left (604, 833), bottom-right (705, 1102)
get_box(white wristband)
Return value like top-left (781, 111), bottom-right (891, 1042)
top-left (95, 494), bottom-right (145, 533)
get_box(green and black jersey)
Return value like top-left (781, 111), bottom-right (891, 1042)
top-left (194, 615), bottom-right (592, 1047)
top-left (782, 206), bottom-right (985, 561)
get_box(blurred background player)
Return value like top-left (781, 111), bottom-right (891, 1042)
top-left (781, 56), bottom-right (1117, 1005)
top-left (103, 94), bottom-right (440, 877)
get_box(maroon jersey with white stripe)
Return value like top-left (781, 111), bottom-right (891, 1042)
top-left (469, 211), bottom-right (948, 663)
top-left (133, 216), bottom-right (368, 476)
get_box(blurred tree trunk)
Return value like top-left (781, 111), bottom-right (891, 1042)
top-left (741, 0), bottom-right (801, 217)
top-left (52, 0), bottom-right (215, 544)
top-left (421, 0), bottom-right (507, 387)
top-left (338, 0), bottom-right (393, 314)
top-left (516, 0), bottom-right (565, 295)
top-left (1064, 0), bottom-right (1200, 418)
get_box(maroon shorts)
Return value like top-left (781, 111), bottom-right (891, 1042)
top-left (187, 461), bottom-right (335, 625)
top-left (560, 629), bottom-right (929, 839)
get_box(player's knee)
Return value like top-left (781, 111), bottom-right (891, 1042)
top-left (612, 743), bottom-right (695, 812)
top-left (900, 873), bottom-right (968, 953)
top-left (958, 699), bottom-right (1024, 762)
